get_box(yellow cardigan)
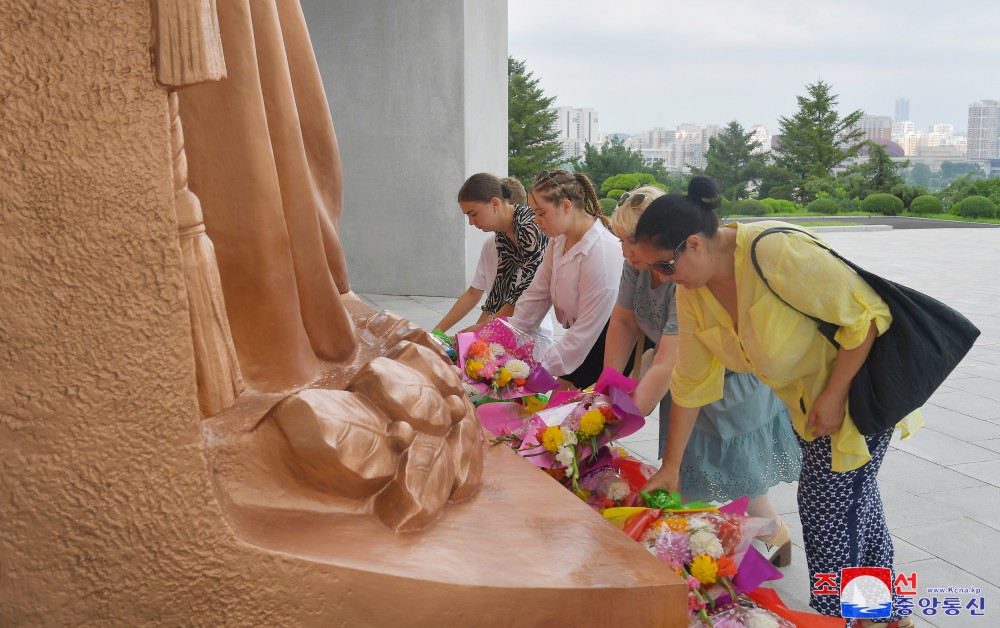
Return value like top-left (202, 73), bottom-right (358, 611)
top-left (670, 221), bottom-right (922, 471)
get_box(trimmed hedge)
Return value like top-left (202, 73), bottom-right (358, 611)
top-left (909, 195), bottom-right (944, 215)
top-left (956, 195), bottom-right (997, 218)
top-left (806, 197), bottom-right (841, 215)
top-left (860, 193), bottom-right (904, 216)
top-left (761, 198), bottom-right (797, 213)
top-left (730, 199), bottom-right (769, 217)
top-left (599, 197), bottom-right (618, 217)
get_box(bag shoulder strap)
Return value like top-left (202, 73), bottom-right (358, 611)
top-left (749, 226), bottom-right (842, 348)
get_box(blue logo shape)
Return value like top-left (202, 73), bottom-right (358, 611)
top-left (840, 568), bottom-right (893, 619)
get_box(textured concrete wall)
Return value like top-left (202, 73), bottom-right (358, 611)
top-left (301, 0), bottom-right (506, 296)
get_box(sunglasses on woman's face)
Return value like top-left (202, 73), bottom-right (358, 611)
top-left (650, 241), bottom-right (686, 276)
top-left (617, 191), bottom-right (646, 208)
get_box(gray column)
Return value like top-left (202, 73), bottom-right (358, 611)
top-left (301, 0), bottom-right (507, 297)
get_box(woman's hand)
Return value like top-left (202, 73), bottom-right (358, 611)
top-left (641, 460), bottom-right (680, 493)
top-left (806, 389), bottom-right (848, 437)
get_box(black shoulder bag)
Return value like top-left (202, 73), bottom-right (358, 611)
top-left (750, 226), bottom-right (980, 435)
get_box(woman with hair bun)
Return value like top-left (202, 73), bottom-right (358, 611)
top-left (633, 176), bottom-right (920, 627)
top-left (508, 168), bottom-right (631, 389)
top-left (604, 180), bottom-right (800, 567)
top-left (435, 173), bottom-right (552, 347)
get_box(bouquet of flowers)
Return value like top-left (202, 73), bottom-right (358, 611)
top-left (577, 449), bottom-right (656, 511)
top-left (689, 596), bottom-right (794, 628)
top-left (456, 319), bottom-right (557, 400)
top-left (477, 368), bottom-right (645, 493)
top-left (430, 329), bottom-right (457, 362)
top-left (604, 495), bottom-right (783, 627)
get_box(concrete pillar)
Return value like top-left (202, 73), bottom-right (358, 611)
top-left (301, 0), bottom-right (506, 297)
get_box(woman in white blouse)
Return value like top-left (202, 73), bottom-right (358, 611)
top-left (508, 169), bottom-right (630, 389)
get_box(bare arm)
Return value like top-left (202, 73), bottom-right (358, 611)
top-left (631, 334), bottom-right (678, 416)
top-left (459, 303), bottom-right (516, 333)
top-left (603, 304), bottom-right (641, 373)
top-left (434, 287), bottom-right (484, 333)
top-left (807, 319), bottom-right (878, 437)
top-left (641, 399), bottom-right (700, 493)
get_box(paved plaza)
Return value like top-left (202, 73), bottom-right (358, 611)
top-left (359, 224), bottom-right (1000, 627)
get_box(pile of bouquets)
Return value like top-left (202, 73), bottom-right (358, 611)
top-left (477, 368), bottom-right (644, 493)
top-left (606, 494), bottom-right (788, 627)
top-left (456, 319), bottom-right (557, 401)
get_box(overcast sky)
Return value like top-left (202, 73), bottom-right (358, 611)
top-left (508, 0), bottom-right (998, 136)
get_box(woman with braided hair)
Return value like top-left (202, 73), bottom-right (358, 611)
top-left (508, 168), bottom-right (631, 389)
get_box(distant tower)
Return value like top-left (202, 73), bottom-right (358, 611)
top-left (967, 100), bottom-right (1000, 160)
top-left (895, 97), bottom-right (910, 122)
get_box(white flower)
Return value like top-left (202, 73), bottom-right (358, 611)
top-left (745, 612), bottom-right (779, 628)
top-left (561, 430), bottom-right (578, 446)
top-left (504, 358), bottom-right (530, 379)
top-left (489, 343), bottom-right (505, 357)
top-left (686, 516), bottom-right (716, 536)
top-left (688, 530), bottom-right (723, 559)
top-left (555, 445), bottom-right (576, 467)
top-left (607, 481), bottom-right (631, 502)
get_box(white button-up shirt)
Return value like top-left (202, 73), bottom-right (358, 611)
top-left (509, 219), bottom-right (623, 377)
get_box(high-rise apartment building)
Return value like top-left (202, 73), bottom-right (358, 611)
top-left (551, 106), bottom-right (599, 160)
top-left (895, 97), bottom-right (910, 122)
top-left (967, 100), bottom-right (1000, 160)
top-left (855, 115), bottom-right (893, 141)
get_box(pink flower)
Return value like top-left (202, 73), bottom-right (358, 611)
top-left (686, 576), bottom-right (700, 591)
top-left (478, 362), bottom-right (498, 379)
top-left (688, 591), bottom-right (705, 611)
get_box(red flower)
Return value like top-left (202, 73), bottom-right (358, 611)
top-left (716, 555), bottom-right (737, 578)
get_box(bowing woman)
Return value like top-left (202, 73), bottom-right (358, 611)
top-left (508, 168), bottom-right (631, 389)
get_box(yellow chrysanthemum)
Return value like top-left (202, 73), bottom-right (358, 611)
top-left (495, 368), bottom-right (512, 387)
top-left (541, 426), bottom-right (564, 453)
top-left (690, 555), bottom-right (718, 585)
top-left (522, 395), bottom-right (548, 415)
top-left (579, 409), bottom-right (606, 437)
top-left (465, 359), bottom-right (484, 378)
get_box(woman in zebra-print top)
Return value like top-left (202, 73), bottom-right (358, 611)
top-left (434, 174), bottom-right (549, 334)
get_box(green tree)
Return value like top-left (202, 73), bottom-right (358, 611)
top-left (756, 164), bottom-right (795, 200)
top-left (575, 137), bottom-right (650, 191)
top-left (842, 141), bottom-right (909, 195)
top-left (696, 120), bottom-right (766, 201)
top-left (507, 57), bottom-right (562, 185)
top-left (772, 80), bottom-right (866, 201)
top-left (908, 163), bottom-right (932, 187)
top-left (940, 161), bottom-right (984, 180)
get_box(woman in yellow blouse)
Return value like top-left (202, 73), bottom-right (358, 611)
top-left (632, 177), bottom-right (920, 628)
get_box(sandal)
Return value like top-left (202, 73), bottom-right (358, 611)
top-left (757, 519), bottom-right (792, 568)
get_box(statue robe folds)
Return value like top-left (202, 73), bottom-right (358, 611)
top-left (178, 0), bottom-right (356, 391)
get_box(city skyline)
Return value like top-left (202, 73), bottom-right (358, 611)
top-left (508, 0), bottom-right (998, 136)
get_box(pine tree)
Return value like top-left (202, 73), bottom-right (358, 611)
top-left (508, 57), bottom-right (562, 185)
top-left (576, 137), bottom-right (650, 192)
top-left (698, 121), bottom-right (765, 201)
top-left (773, 80), bottom-right (865, 201)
